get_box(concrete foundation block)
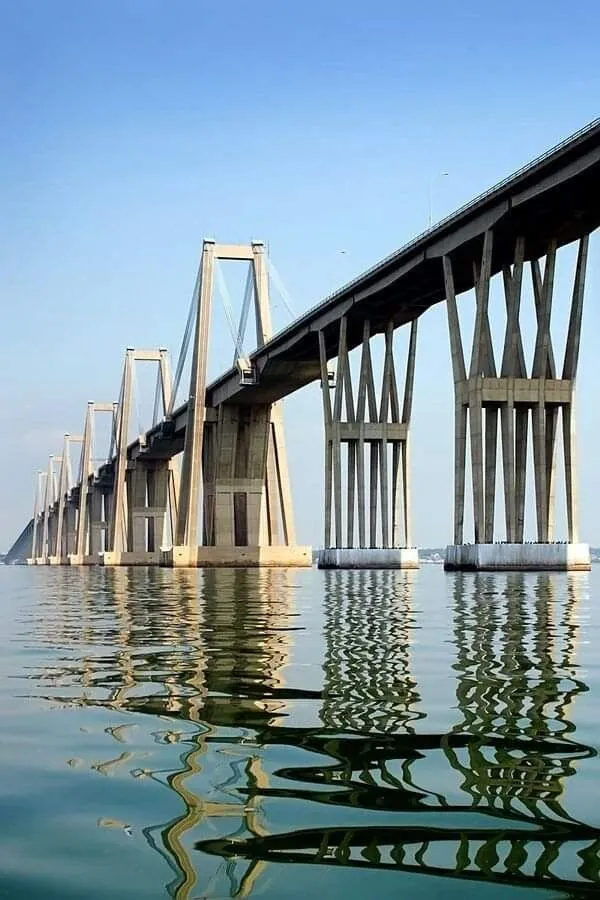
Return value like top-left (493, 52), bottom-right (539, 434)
top-left (161, 545), bottom-right (313, 568)
top-left (83, 553), bottom-right (102, 566)
top-left (67, 554), bottom-right (84, 566)
top-left (99, 551), bottom-right (161, 567)
top-left (444, 543), bottom-right (591, 571)
top-left (317, 548), bottom-right (420, 569)
top-left (99, 552), bottom-right (119, 566)
top-left (161, 546), bottom-right (196, 567)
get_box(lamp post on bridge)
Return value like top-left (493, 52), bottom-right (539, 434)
top-left (428, 172), bottom-right (449, 228)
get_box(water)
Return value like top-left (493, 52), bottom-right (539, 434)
top-left (1, 565), bottom-right (599, 899)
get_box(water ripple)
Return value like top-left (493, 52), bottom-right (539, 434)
top-left (0, 565), bottom-right (598, 899)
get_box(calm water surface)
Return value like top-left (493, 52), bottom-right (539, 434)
top-left (1, 565), bottom-right (599, 898)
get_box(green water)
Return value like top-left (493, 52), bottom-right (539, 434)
top-left (1, 565), bottom-right (599, 899)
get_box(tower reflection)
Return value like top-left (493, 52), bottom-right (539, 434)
top-left (321, 570), bottom-right (422, 734)
top-left (27, 566), bottom-right (302, 899)
top-left (24, 567), bottom-right (600, 898)
top-left (199, 570), bottom-right (600, 898)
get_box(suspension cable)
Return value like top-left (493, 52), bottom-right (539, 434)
top-left (169, 261), bottom-right (202, 417)
top-left (131, 360), bottom-right (144, 438)
top-left (214, 258), bottom-right (239, 348)
top-left (267, 255), bottom-right (295, 318)
top-left (109, 378), bottom-right (124, 460)
top-left (234, 266), bottom-right (254, 362)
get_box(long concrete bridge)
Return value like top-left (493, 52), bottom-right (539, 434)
top-left (9, 116), bottom-right (600, 570)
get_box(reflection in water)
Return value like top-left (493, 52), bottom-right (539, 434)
top-left (27, 567), bottom-right (308, 898)
top-left (199, 571), bottom-right (600, 897)
top-left (21, 567), bottom-right (600, 898)
top-left (321, 570), bottom-right (422, 733)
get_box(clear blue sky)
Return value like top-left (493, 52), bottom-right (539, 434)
top-left (1, 0), bottom-right (599, 550)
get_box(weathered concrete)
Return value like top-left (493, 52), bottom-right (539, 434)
top-left (444, 543), bottom-right (591, 571)
top-left (67, 553), bottom-right (104, 566)
top-left (83, 553), bottom-right (102, 566)
top-left (100, 550), bottom-right (161, 566)
top-left (317, 548), bottom-right (419, 569)
top-left (161, 545), bottom-right (312, 568)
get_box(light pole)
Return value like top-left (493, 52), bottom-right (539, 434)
top-left (428, 172), bottom-right (449, 228)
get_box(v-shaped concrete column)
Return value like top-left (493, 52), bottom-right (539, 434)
top-left (444, 230), bottom-right (590, 571)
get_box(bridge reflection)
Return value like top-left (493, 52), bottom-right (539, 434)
top-left (28, 567), bottom-right (307, 898)
top-left (197, 570), bottom-right (599, 898)
top-left (26, 568), bottom-right (600, 898)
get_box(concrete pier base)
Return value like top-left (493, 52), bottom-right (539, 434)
top-left (161, 545), bottom-right (313, 568)
top-left (444, 543), bottom-right (591, 571)
top-left (317, 548), bottom-right (420, 569)
top-left (100, 551), bottom-right (161, 566)
top-left (67, 553), bottom-right (102, 566)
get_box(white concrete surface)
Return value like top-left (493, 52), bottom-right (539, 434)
top-left (317, 548), bottom-right (420, 569)
top-left (444, 543), bottom-right (591, 571)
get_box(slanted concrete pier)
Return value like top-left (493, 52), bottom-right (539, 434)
top-left (317, 315), bottom-right (419, 570)
top-left (444, 543), bottom-right (590, 571)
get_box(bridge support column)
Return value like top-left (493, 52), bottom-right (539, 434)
top-left (87, 486), bottom-right (110, 562)
top-left (35, 456), bottom-right (58, 564)
top-left (99, 349), bottom-right (178, 566)
top-left (317, 315), bottom-right (419, 569)
top-left (102, 459), bottom-right (172, 565)
top-left (444, 230), bottom-right (590, 571)
top-left (27, 471), bottom-right (45, 564)
top-left (46, 510), bottom-right (59, 565)
top-left (164, 239), bottom-right (310, 567)
top-left (59, 402), bottom-right (117, 565)
top-left (62, 502), bottom-right (78, 560)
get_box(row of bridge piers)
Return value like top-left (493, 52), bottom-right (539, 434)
top-left (26, 224), bottom-right (594, 571)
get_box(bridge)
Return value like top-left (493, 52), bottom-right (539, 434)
top-left (9, 116), bottom-right (600, 570)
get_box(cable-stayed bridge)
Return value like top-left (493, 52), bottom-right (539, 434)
top-left (8, 117), bottom-right (600, 570)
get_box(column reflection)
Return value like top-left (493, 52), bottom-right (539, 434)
top-left (26, 566), bottom-right (301, 899)
top-left (199, 571), bottom-right (600, 898)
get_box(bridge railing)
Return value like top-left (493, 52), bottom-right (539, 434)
top-left (275, 115), bottom-right (600, 342)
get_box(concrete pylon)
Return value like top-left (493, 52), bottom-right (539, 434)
top-left (27, 470), bottom-right (46, 564)
top-left (444, 230), bottom-right (591, 571)
top-left (317, 316), bottom-right (419, 569)
top-left (101, 348), bottom-right (179, 566)
top-left (47, 433), bottom-right (83, 565)
top-left (35, 455), bottom-right (61, 565)
top-left (67, 401), bottom-right (117, 565)
top-left (167, 239), bottom-right (310, 567)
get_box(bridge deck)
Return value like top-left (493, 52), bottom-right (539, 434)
top-left (10, 118), bottom-right (600, 542)
top-left (203, 118), bottom-right (600, 409)
top-left (135, 118), bottom-right (600, 468)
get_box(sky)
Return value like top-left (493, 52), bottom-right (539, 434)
top-left (1, 0), bottom-right (600, 551)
